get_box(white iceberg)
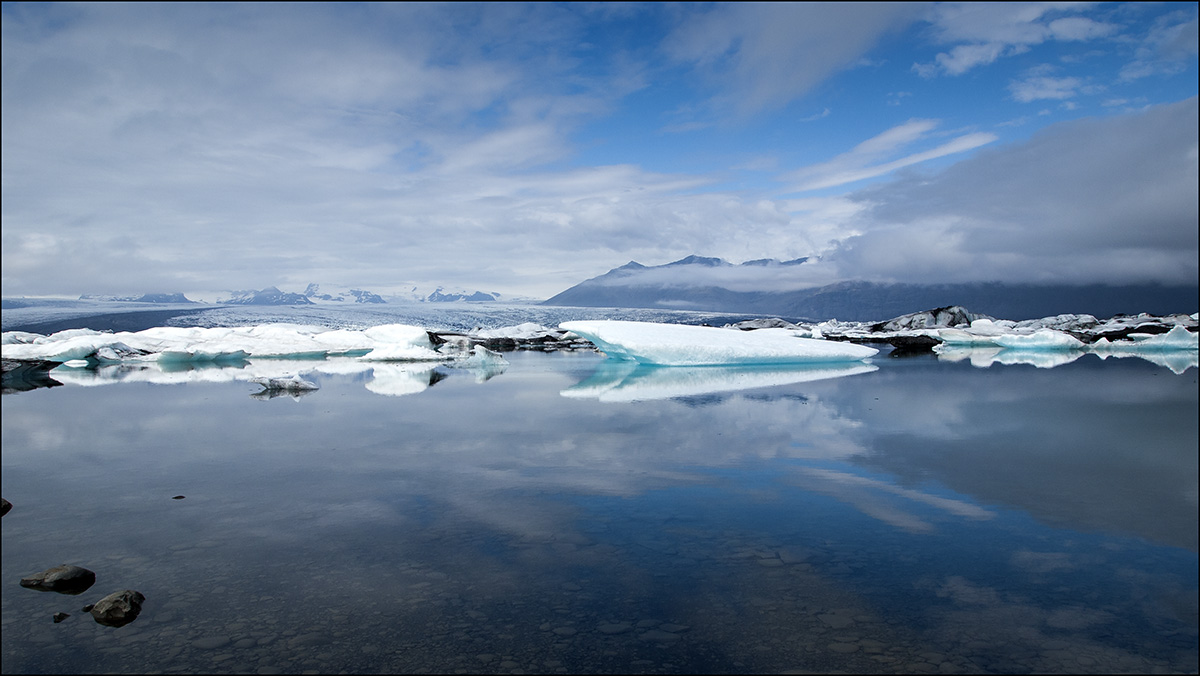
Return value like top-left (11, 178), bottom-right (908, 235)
top-left (990, 329), bottom-right (1084, 351)
top-left (1091, 325), bottom-right (1197, 352)
top-left (1, 322), bottom-right (441, 364)
top-left (558, 321), bottom-right (878, 366)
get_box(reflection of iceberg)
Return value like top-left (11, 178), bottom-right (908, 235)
top-left (252, 375), bottom-right (319, 393)
top-left (250, 387), bottom-right (318, 401)
top-left (562, 361), bottom-right (877, 402)
top-left (1092, 351), bottom-right (1198, 374)
top-left (933, 345), bottom-right (1005, 368)
top-left (559, 320), bottom-right (877, 366)
top-left (365, 364), bottom-right (443, 397)
top-left (935, 346), bottom-right (1082, 369)
top-left (442, 346), bottom-right (509, 382)
top-left (994, 350), bottom-right (1083, 369)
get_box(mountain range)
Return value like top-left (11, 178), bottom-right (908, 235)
top-left (542, 257), bottom-right (1199, 321)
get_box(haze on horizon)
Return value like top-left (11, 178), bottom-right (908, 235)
top-left (2, 2), bottom-right (1197, 301)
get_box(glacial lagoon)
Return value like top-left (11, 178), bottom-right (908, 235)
top-left (1, 320), bottom-right (1197, 674)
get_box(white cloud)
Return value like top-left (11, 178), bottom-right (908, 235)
top-left (1119, 10), bottom-right (1199, 82)
top-left (1009, 75), bottom-right (1083, 102)
top-left (915, 3), bottom-right (1120, 77)
top-left (781, 119), bottom-right (996, 192)
top-left (823, 97), bottom-right (1200, 286)
top-left (663, 3), bottom-right (923, 117)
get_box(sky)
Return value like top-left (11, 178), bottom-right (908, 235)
top-left (2, 2), bottom-right (1197, 300)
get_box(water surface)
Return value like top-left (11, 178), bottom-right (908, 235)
top-left (2, 350), bottom-right (1196, 674)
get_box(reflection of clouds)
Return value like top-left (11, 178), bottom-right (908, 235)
top-left (842, 359), bottom-right (1199, 551)
top-left (789, 467), bottom-right (993, 534)
top-left (1011, 549), bottom-right (1074, 574)
top-left (924, 575), bottom-right (1148, 672)
top-left (561, 361), bottom-right (876, 402)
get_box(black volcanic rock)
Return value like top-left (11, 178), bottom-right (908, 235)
top-left (89, 590), bottom-right (145, 627)
top-left (20, 565), bottom-right (96, 595)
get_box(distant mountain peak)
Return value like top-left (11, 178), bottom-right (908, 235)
top-left (666, 255), bottom-right (730, 267)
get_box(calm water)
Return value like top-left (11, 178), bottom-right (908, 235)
top-left (2, 348), bottom-right (1197, 674)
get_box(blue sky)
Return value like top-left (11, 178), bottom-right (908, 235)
top-left (2, 2), bottom-right (1197, 299)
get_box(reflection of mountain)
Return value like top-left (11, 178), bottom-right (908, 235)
top-left (562, 361), bottom-right (876, 402)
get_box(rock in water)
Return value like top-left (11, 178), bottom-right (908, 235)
top-left (90, 590), bottom-right (145, 627)
top-left (19, 565), bottom-right (96, 595)
top-left (1, 497), bottom-right (10, 517)
top-left (53, 612), bottom-right (69, 623)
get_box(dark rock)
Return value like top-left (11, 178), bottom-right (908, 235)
top-left (886, 335), bottom-right (942, 357)
top-left (871, 306), bottom-right (983, 332)
top-left (53, 612), bottom-right (69, 623)
top-left (90, 590), bottom-right (145, 627)
top-left (172, 495), bottom-right (186, 500)
top-left (20, 565), bottom-right (97, 595)
top-left (1, 497), bottom-right (10, 517)
top-left (81, 604), bottom-right (94, 612)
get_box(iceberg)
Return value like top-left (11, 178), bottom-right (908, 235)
top-left (0, 323), bottom-right (439, 364)
top-left (558, 321), bottom-right (878, 366)
top-left (1091, 325), bottom-right (1198, 351)
top-left (991, 329), bottom-right (1084, 350)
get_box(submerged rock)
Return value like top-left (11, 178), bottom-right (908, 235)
top-left (53, 612), bottom-right (69, 623)
top-left (20, 565), bottom-right (97, 595)
top-left (90, 590), bottom-right (145, 627)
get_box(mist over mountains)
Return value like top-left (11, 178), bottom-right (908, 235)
top-left (542, 257), bottom-right (1199, 321)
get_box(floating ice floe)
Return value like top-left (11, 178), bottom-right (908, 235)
top-left (558, 320), bottom-right (878, 366)
top-left (562, 361), bottom-right (877, 402)
top-left (1091, 325), bottom-right (1198, 351)
top-left (1, 323), bottom-right (442, 364)
top-left (990, 329), bottom-right (1085, 351)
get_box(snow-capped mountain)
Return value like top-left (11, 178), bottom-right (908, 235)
top-left (78, 293), bottom-right (195, 304)
top-left (208, 283), bottom-right (512, 305)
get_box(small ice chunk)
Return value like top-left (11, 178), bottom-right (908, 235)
top-left (558, 320), bottom-right (878, 366)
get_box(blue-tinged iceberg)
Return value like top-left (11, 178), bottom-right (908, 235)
top-left (558, 320), bottom-right (878, 366)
